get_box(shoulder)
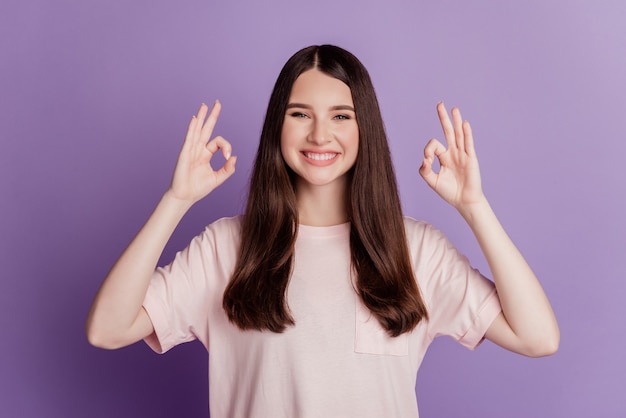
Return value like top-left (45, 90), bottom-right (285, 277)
top-left (206, 215), bottom-right (243, 233)
top-left (402, 216), bottom-right (458, 262)
top-left (197, 215), bottom-right (243, 246)
top-left (170, 215), bottom-right (243, 268)
top-left (402, 215), bottom-right (445, 242)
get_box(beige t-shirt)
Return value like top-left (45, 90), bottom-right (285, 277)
top-left (143, 216), bottom-right (501, 417)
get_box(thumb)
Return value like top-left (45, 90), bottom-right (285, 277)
top-left (214, 156), bottom-right (237, 185)
top-left (419, 156), bottom-right (438, 190)
top-left (420, 138), bottom-right (445, 190)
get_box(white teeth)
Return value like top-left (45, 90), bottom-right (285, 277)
top-left (305, 152), bottom-right (337, 161)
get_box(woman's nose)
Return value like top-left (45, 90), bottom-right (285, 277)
top-left (308, 119), bottom-right (330, 144)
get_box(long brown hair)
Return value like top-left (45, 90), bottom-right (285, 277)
top-left (223, 45), bottom-right (428, 336)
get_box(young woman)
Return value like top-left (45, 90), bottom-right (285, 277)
top-left (86, 45), bottom-right (559, 417)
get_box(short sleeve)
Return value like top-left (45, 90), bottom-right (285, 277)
top-left (405, 218), bottom-right (502, 350)
top-left (142, 216), bottom-right (241, 354)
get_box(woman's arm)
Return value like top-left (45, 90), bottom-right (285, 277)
top-left (419, 102), bottom-right (559, 357)
top-left (85, 101), bottom-right (236, 349)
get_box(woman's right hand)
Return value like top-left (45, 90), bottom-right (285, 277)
top-left (167, 101), bottom-right (237, 205)
top-left (86, 101), bottom-right (237, 349)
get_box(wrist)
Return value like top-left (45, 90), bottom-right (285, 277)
top-left (161, 190), bottom-right (195, 215)
top-left (457, 195), bottom-right (492, 225)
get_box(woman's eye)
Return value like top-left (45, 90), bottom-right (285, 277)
top-left (290, 112), bottom-right (308, 118)
top-left (334, 114), bottom-right (350, 120)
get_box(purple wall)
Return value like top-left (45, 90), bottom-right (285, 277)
top-left (2, 0), bottom-right (624, 416)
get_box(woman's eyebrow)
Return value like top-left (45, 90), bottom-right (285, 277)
top-left (286, 103), bottom-right (355, 112)
top-left (286, 103), bottom-right (311, 110)
top-left (331, 105), bottom-right (355, 112)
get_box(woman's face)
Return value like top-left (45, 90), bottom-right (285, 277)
top-left (280, 69), bottom-right (359, 190)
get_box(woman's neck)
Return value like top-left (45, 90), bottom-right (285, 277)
top-left (295, 178), bottom-right (349, 226)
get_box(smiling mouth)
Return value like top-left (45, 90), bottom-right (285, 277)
top-left (303, 152), bottom-right (338, 161)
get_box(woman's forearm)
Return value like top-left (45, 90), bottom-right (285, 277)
top-left (459, 197), bottom-right (560, 356)
top-left (85, 192), bottom-right (192, 349)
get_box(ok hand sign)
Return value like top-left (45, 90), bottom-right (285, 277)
top-left (168, 101), bottom-right (237, 205)
top-left (419, 102), bottom-right (484, 210)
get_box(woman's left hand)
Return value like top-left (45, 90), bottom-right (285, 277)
top-left (421, 103), bottom-right (560, 358)
top-left (419, 102), bottom-right (485, 210)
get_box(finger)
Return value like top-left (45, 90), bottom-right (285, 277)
top-left (183, 114), bottom-right (199, 148)
top-left (451, 107), bottom-right (465, 152)
top-left (423, 137), bottom-right (448, 163)
top-left (199, 100), bottom-right (221, 142)
top-left (193, 103), bottom-right (209, 140)
top-left (196, 102), bottom-right (209, 118)
top-left (205, 136), bottom-right (233, 160)
top-left (178, 109), bottom-right (207, 161)
top-left (437, 102), bottom-right (456, 150)
top-left (179, 104), bottom-right (209, 158)
top-left (463, 120), bottom-right (476, 157)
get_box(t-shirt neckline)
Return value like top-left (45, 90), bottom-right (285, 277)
top-left (297, 222), bottom-right (350, 238)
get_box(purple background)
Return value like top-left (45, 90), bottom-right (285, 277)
top-left (1, 0), bottom-right (624, 416)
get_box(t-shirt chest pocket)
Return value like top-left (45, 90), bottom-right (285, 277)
top-left (354, 300), bottom-right (409, 356)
